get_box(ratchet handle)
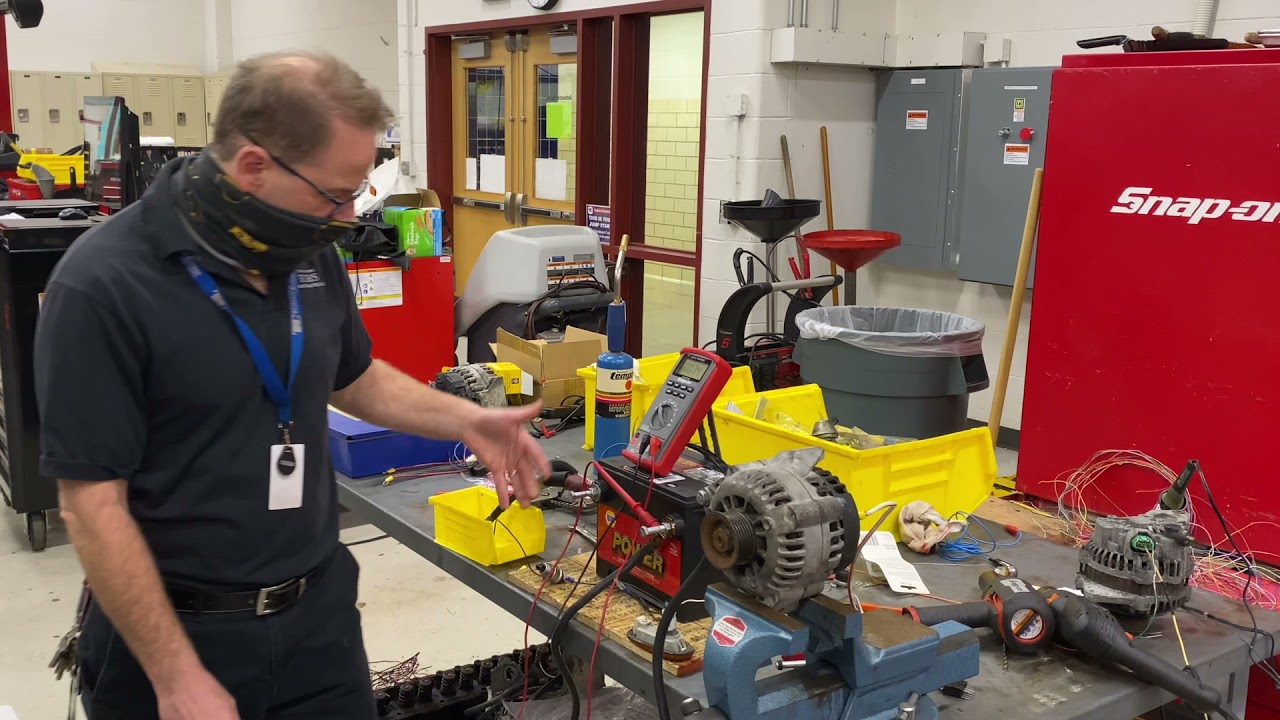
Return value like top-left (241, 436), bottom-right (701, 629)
top-left (905, 602), bottom-right (994, 630)
top-left (1039, 589), bottom-right (1226, 715)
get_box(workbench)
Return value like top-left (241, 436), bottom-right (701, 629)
top-left (335, 427), bottom-right (1280, 719)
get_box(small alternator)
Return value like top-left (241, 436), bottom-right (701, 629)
top-left (433, 365), bottom-right (508, 408)
top-left (1076, 508), bottom-right (1193, 617)
top-left (699, 447), bottom-right (858, 613)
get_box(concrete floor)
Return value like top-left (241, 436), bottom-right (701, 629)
top-left (0, 512), bottom-right (534, 719)
top-left (0, 447), bottom-right (1016, 718)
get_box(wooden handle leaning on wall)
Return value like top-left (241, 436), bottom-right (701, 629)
top-left (781, 135), bottom-right (796, 199)
top-left (819, 126), bottom-right (840, 305)
top-left (987, 167), bottom-right (1044, 445)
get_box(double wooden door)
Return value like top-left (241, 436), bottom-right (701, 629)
top-left (451, 28), bottom-right (580, 295)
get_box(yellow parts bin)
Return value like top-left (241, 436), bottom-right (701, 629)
top-left (712, 385), bottom-right (996, 541)
top-left (18, 152), bottom-right (86, 186)
top-left (430, 486), bottom-right (546, 566)
top-left (579, 352), bottom-right (756, 450)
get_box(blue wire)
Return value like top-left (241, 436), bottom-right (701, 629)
top-left (596, 441), bottom-right (630, 460)
top-left (937, 511), bottom-right (1022, 562)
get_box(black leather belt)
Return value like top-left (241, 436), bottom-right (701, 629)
top-left (167, 560), bottom-right (327, 616)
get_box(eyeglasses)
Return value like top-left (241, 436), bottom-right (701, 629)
top-left (245, 136), bottom-right (369, 217)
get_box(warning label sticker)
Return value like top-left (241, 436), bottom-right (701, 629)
top-left (348, 266), bottom-right (404, 309)
top-left (711, 616), bottom-right (748, 647)
top-left (905, 110), bottom-right (929, 130)
top-left (546, 254), bottom-right (597, 289)
top-left (1003, 143), bottom-right (1030, 166)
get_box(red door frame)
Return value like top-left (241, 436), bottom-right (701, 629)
top-left (424, 0), bottom-right (711, 355)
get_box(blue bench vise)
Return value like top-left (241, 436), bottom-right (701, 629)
top-left (698, 583), bottom-right (979, 720)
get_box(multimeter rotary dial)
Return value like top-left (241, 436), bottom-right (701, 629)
top-left (653, 401), bottom-right (678, 429)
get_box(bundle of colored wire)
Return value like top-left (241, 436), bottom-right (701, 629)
top-left (514, 500), bottom-right (585, 720)
top-left (1050, 449), bottom-right (1192, 547)
top-left (369, 653), bottom-right (420, 691)
top-left (936, 512), bottom-right (1022, 561)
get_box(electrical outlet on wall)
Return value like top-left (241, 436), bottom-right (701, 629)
top-left (400, 161), bottom-right (412, 176)
top-left (719, 199), bottom-right (728, 224)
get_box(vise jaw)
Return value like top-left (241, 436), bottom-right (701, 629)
top-left (701, 584), bottom-right (979, 720)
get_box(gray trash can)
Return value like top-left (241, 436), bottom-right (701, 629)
top-left (793, 306), bottom-right (989, 440)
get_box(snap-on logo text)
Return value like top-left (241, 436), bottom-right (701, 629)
top-left (1111, 187), bottom-right (1280, 225)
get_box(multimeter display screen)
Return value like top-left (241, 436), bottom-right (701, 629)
top-left (673, 355), bottom-right (711, 382)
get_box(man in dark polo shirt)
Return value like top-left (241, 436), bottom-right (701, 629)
top-left (34, 52), bottom-right (549, 720)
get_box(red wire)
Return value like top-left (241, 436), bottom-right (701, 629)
top-left (586, 460), bottom-right (658, 720)
top-left (592, 460), bottom-right (660, 528)
top-left (515, 499), bottom-right (585, 720)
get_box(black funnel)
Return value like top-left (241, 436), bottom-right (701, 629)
top-left (723, 198), bottom-right (822, 243)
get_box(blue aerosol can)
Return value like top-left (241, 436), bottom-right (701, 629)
top-left (594, 235), bottom-right (633, 460)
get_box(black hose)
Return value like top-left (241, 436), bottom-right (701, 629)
top-left (550, 541), bottom-right (658, 720)
top-left (653, 556), bottom-right (710, 720)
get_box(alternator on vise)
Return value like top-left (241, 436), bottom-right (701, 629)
top-left (694, 448), bottom-right (980, 720)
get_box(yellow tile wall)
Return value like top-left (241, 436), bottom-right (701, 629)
top-left (645, 98), bottom-right (700, 251)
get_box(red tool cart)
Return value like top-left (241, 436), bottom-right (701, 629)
top-left (1019, 50), bottom-right (1280, 717)
top-left (347, 256), bottom-right (455, 385)
top-left (1020, 48), bottom-right (1280, 547)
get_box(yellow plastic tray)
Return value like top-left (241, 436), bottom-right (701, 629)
top-left (429, 486), bottom-right (546, 565)
top-left (712, 385), bottom-right (997, 541)
top-left (578, 353), bottom-right (755, 450)
top-left (18, 153), bottom-right (86, 186)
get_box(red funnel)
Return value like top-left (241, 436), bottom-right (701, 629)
top-left (802, 230), bottom-right (901, 272)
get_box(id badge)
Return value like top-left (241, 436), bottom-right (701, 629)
top-left (268, 444), bottom-right (305, 510)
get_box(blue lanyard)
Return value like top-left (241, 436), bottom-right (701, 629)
top-left (180, 254), bottom-right (303, 442)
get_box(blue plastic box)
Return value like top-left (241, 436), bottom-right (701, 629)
top-left (327, 410), bottom-right (464, 478)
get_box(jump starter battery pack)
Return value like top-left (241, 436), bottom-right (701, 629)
top-left (595, 452), bottom-right (724, 621)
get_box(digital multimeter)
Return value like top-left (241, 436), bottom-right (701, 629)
top-left (623, 348), bottom-right (733, 477)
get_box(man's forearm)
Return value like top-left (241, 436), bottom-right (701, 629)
top-left (331, 359), bottom-right (480, 442)
top-left (60, 480), bottom-right (202, 691)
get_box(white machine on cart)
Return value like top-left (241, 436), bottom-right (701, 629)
top-left (455, 226), bottom-right (614, 363)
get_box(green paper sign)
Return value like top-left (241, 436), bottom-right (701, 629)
top-left (546, 101), bottom-right (572, 139)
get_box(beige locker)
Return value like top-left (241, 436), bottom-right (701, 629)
top-left (135, 75), bottom-right (174, 138)
top-left (41, 73), bottom-right (84, 153)
top-left (204, 74), bottom-right (228, 144)
top-left (10, 71), bottom-right (44, 148)
top-left (101, 73), bottom-right (137, 108)
top-left (171, 76), bottom-right (206, 147)
top-left (75, 74), bottom-right (103, 103)
top-left (62, 74), bottom-right (101, 153)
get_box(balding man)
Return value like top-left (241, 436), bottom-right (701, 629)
top-left (35, 52), bottom-right (549, 720)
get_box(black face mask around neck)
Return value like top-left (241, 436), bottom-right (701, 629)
top-left (172, 152), bottom-right (357, 276)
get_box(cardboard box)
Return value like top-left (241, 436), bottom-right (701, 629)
top-left (493, 327), bottom-right (607, 407)
top-left (380, 189), bottom-right (444, 258)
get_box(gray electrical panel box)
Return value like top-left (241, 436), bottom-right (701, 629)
top-left (956, 67), bottom-right (1054, 287)
top-left (870, 69), bottom-right (969, 271)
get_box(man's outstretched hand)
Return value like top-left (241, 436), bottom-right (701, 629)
top-left (462, 403), bottom-right (551, 507)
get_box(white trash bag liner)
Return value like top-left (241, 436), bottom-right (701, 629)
top-left (796, 306), bottom-right (985, 358)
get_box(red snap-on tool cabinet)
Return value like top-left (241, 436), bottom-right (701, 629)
top-left (1020, 49), bottom-right (1280, 548)
top-left (1018, 50), bottom-right (1280, 717)
top-left (348, 256), bottom-right (455, 385)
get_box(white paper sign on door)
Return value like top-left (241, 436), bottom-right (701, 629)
top-left (906, 110), bottom-right (929, 130)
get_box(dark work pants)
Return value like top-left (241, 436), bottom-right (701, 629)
top-left (78, 546), bottom-right (375, 720)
